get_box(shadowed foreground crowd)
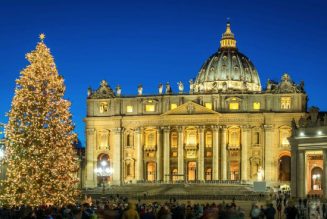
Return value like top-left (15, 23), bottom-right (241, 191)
top-left (0, 198), bottom-right (304, 219)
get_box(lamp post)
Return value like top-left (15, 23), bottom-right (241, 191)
top-left (95, 160), bottom-right (113, 195)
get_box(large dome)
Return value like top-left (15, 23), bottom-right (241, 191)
top-left (192, 22), bottom-right (261, 93)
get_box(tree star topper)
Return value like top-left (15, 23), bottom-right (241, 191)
top-left (39, 33), bottom-right (46, 41)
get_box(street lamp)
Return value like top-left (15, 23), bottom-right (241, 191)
top-left (95, 160), bottom-right (113, 195)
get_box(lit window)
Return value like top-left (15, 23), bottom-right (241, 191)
top-left (172, 151), bottom-right (178, 157)
top-left (281, 97), bottom-right (291, 109)
top-left (229, 102), bottom-right (239, 110)
top-left (145, 104), bottom-right (155, 112)
top-left (253, 102), bottom-right (260, 110)
top-left (206, 151), bottom-right (212, 157)
top-left (126, 105), bottom-right (133, 113)
top-left (170, 103), bottom-right (177, 110)
top-left (205, 102), bottom-right (212, 110)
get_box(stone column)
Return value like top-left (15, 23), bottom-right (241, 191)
top-left (156, 128), bottom-right (162, 181)
top-left (212, 125), bottom-right (219, 180)
top-left (264, 125), bottom-right (274, 182)
top-left (177, 126), bottom-right (184, 180)
top-left (112, 128), bottom-right (122, 185)
top-left (297, 150), bottom-right (305, 198)
top-left (198, 126), bottom-right (205, 181)
top-left (135, 128), bottom-right (144, 181)
top-left (241, 126), bottom-right (250, 181)
top-left (323, 150), bottom-right (327, 199)
top-left (163, 126), bottom-right (170, 182)
top-left (85, 128), bottom-right (97, 187)
top-left (290, 145), bottom-right (298, 198)
top-left (221, 126), bottom-right (227, 180)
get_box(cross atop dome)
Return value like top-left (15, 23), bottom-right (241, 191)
top-left (220, 22), bottom-right (237, 49)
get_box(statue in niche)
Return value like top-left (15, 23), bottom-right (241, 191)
top-left (177, 81), bottom-right (184, 93)
top-left (189, 79), bottom-right (194, 93)
top-left (166, 82), bottom-right (172, 94)
top-left (257, 166), bottom-right (264, 181)
top-left (158, 83), bottom-right (163, 94)
top-left (137, 84), bottom-right (143, 96)
top-left (116, 85), bottom-right (121, 96)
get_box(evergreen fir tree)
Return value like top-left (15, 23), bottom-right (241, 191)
top-left (1, 34), bottom-right (79, 206)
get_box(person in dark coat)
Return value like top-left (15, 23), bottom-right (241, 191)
top-left (264, 203), bottom-right (276, 219)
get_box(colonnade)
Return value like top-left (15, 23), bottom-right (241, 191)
top-left (84, 124), bottom-right (278, 187)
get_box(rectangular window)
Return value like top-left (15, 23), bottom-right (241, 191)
top-left (205, 102), bottom-right (212, 110)
top-left (126, 105), bottom-right (133, 113)
top-left (206, 151), bottom-right (212, 157)
top-left (281, 97), bottom-right (291, 109)
top-left (253, 102), bottom-right (260, 110)
top-left (170, 103), bottom-right (177, 110)
top-left (229, 102), bottom-right (239, 110)
top-left (145, 104), bottom-right (155, 112)
top-left (172, 151), bottom-right (178, 157)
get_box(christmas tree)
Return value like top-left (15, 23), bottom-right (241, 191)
top-left (1, 34), bottom-right (79, 206)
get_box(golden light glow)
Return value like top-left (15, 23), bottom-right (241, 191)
top-left (281, 97), bottom-right (291, 109)
top-left (2, 36), bottom-right (79, 206)
top-left (170, 103), bottom-right (177, 110)
top-left (126, 105), bottom-right (133, 113)
top-left (229, 102), bottom-right (239, 110)
top-left (145, 104), bottom-right (155, 112)
top-left (220, 22), bottom-right (237, 49)
top-left (205, 102), bottom-right (212, 110)
top-left (39, 33), bottom-right (46, 41)
top-left (253, 102), bottom-right (260, 110)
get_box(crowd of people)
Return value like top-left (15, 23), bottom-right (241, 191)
top-left (0, 194), bottom-right (326, 219)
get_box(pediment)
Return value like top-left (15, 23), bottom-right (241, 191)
top-left (162, 101), bottom-right (219, 116)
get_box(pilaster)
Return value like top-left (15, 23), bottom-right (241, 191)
top-left (221, 126), bottom-right (227, 180)
top-left (198, 126), bottom-right (205, 181)
top-left (264, 124), bottom-right (274, 182)
top-left (241, 125), bottom-right (250, 181)
top-left (112, 128), bottom-right (122, 185)
top-left (163, 126), bottom-right (170, 182)
top-left (135, 127), bottom-right (144, 181)
top-left (156, 127), bottom-right (162, 181)
top-left (212, 125), bottom-right (219, 180)
top-left (177, 126), bottom-right (184, 180)
top-left (85, 128), bottom-right (97, 187)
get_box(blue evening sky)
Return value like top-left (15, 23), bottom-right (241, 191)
top-left (0, 0), bottom-right (326, 145)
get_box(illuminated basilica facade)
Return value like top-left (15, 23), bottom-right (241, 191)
top-left (84, 23), bottom-right (307, 187)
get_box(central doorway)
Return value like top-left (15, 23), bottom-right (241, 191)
top-left (187, 161), bottom-right (197, 181)
top-left (311, 167), bottom-right (322, 191)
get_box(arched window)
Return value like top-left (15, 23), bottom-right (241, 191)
top-left (278, 156), bottom-right (291, 181)
top-left (147, 162), bottom-right (156, 181)
top-left (172, 169), bottom-right (178, 181)
top-left (171, 131), bottom-right (178, 148)
top-left (205, 131), bottom-right (212, 148)
top-left (205, 168), bottom-right (212, 181)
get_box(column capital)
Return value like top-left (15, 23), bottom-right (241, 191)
top-left (112, 127), bottom-right (123, 134)
top-left (211, 125), bottom-right (220, 131)
top-left (162, 126), bottom-right (170, 133)
top-left (198, 126), bottom-right (205, 132)
top-left (86, 128), bottom-right (95, 135)
top-left (221, 125), bottom-right (227, 132)
top-left (135, 127), bottom-right (144, 134)
top-left (241, 125), bottom-right (251, 132)
top-left (263, 124), bottom-right (274, 131)
top-left (177, 126), bottom-right (184, 133)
